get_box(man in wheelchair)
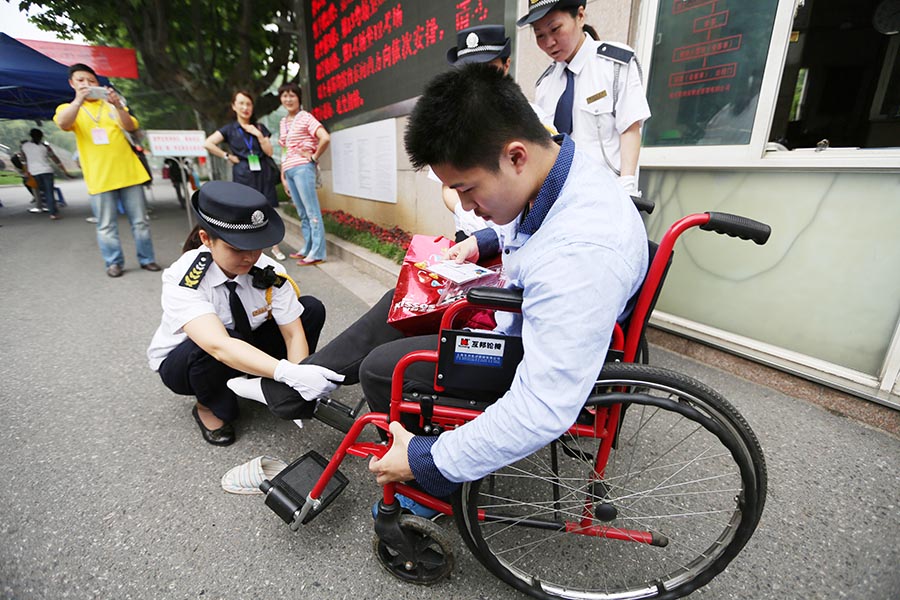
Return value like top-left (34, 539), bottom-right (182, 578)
top-left (230, 63), bottom-right (648, 509)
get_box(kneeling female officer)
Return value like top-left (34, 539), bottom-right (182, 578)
top-left (147, 181), bottom-right (343, 446)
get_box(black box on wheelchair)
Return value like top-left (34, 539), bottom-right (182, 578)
top-left (436, 329), bottom-right (523, 395)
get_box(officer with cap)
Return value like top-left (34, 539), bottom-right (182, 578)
top-left (447, 24), bottom-right (512, 68)
top-left (519, 0), bottom-right (651, 197)
top-left (147, 181), bottom-right (344, 446)
top-left (439, 23), bottom-right (554, 240)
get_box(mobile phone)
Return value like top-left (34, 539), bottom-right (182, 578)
top-left (86, 86), bottom-right (109, 100)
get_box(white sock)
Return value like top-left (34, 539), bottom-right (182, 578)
top-left (227, 377), bottom-right (266, 404)
top-left (227, 377), bottom-right (304, 429)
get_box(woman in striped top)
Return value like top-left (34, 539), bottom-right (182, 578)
top-left (277, 82), bottom-right (330, 266)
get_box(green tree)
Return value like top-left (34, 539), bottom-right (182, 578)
top-left (18, 0), bottom-right (303, 131)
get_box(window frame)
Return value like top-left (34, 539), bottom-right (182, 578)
top-left (635, 0), bottom-right (900, 170)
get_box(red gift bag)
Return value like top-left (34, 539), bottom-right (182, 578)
top-left (387, 234), bottom-right (502, 335)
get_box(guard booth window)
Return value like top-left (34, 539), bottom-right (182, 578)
top-left (642, 0), bottom-right (780, 147)
top-left (769, 0), bottom-right (900, 150)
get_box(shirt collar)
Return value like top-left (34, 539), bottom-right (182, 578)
top-left (519, 134), bottom-right (574, 236)
top-left (564, 33), bottom-right (593, 76)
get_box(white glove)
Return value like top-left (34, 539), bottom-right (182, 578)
top-left (617, 175), bottom-right (639, 196)
top-left (273, 360), bottom-right (345, 401)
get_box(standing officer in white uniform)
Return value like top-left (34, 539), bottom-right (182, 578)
top-left (519, 0), bottom-right (651, 197)
top-left (147, 181), bottom-right (343, 446)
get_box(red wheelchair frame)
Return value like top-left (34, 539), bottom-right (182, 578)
top-left (262, 211), bottom-right (771, 600)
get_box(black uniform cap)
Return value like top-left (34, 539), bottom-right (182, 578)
top-left (517, 0), bottom-right (586, 27)
top-left (191, 181), bottom-right (284, 250)
top-left (447, 24), bottom-right (511, 66)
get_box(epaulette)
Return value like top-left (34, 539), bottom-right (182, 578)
top-left (597, 42), bottom-right (634, 65)
top-left (179, 251), bottom-right (212, 289)
top-left (535, 63), bottom-right (555, 87)
top-left (249, 265), bottom-right (288, 289)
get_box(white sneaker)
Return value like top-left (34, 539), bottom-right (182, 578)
top-left (271, 248), bottom-right (286, 261)
top-left (29, 207), bottom-right (41, 213)
top-left (86, 217), bottom-right (98, 223)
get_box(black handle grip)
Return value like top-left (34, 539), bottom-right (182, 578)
top-left (700, 212), bottom-right (771, 245)
top-left (631, 195), bottom-right (655, 214)
top-left (466, 286), bottom-right (523, 309)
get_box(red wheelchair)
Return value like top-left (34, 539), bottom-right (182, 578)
top-left (261, 210), bottom-right (771, 600)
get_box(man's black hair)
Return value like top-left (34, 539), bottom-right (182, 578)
top-left (404, 63), bottom-right (551, 172)
top-left (68, 63), bottom-right (97, 79)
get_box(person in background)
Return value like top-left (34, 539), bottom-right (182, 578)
top-left (147, 181), bottom-right (342, 446)
top-left (204, 90), bottom-right (286, 262)
top-left (54, 63), bottom-right (161, 277)
top-left (277, 82), bottom-right (330, 267)
top-left (520, 0), bottom-right (651, 198)
top-left (21, 128), bottom-right (71, 220)
top-left (163, 157), bottom-right (188, 208)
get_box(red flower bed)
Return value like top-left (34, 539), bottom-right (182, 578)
top-left (323, 209), bottom-right (412, 249)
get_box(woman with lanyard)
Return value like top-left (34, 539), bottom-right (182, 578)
top-left (519, 0), bottom-right (651, 198)
top-left (276, 82), bottom-right (330, 267)
top-left (204, 90), bottom-right (286, 261)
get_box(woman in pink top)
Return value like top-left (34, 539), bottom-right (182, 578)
top-left (278, 82), bottom-right (330, 266)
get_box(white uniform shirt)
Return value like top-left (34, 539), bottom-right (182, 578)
top-left (429, 137), bottom-right (648, 484)
top-left (147, 247), bottom-right (304, 371)
top-left (21, 141), bottom-right (53, 176)
top-left (535, 35), bottom-right (650, 176)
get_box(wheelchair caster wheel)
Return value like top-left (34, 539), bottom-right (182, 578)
top-left (373, 514), bottom-right (454, 585)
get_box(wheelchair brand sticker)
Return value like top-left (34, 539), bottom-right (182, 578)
top-left (454, 335), bottom-right (505, 367)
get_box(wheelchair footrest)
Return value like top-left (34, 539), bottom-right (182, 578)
top-left (314, 396), bottom-right (367, 433)
top-left (261, 450), bottom-right (348, 527)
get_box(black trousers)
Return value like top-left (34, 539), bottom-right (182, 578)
top-left (267, 290), bottom-right (495, 429)
top-left (158, 296), bottom-right (325, 422)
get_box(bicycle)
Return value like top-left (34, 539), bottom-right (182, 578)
top-left (260, 210), bottom-right (771, 600)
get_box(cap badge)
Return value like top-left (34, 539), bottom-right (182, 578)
top-left (251, 210), bottom-right (265, 226)
top-left (466, 32), bottom-right (479, 49)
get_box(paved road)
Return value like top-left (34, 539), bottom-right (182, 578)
top-left (1, 179), bottom-right (898, 599)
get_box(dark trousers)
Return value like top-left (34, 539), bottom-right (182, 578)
top-left (265, 289), bottom-right (495, 428)
top-left (158, 296), bottom-right (325, 421)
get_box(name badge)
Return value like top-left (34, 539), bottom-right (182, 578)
top-left (91, 128), bottom-right (110, 145)
top-left (247, 153), bottom-right (261, 171)
top-left (587, 90), bottom-right (608, 104)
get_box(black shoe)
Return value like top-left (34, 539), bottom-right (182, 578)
top-left (141, 262), bottom-right (162, 272)
top-left (192, 406), bottom-right (235, 446)
top-left (106, 264), bottom-right (124, 278)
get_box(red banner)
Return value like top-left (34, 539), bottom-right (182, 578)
top-left (17, 38), bottom-right (139, 79)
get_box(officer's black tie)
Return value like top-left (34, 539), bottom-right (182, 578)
top-left (553, 67), bottom-right (575, 135)
top-left (224, 281), bottom-right (252, 337)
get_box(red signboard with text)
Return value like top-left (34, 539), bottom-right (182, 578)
top-left (302, 0), bottom-right (506, 126)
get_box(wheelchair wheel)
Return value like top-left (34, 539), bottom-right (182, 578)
top-left (454, 362), bottom-right (766, 600)
top-left (373, 514), bottom-right (455, 585)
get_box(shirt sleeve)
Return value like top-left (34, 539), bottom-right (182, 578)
top-left (160, 278), bottom-right (218, 334)
top-left (429, 242), bottom-right (637, 485)
top-left (615, 59), bottom-right (651, 134)
top-left (473, 228), bottom-right (500, 258)
top-left (306, 113), bottom-right (323, 137)
top-left (270, 277), bottom-right (304, 325)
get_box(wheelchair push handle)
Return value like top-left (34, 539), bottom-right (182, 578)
top-left (700, 212), bottom-right (771, 245)
top-left (631, 194), bottom-right (655, 215)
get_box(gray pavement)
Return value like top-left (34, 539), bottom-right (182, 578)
top-left (1, 179), bottom-right (898, 600)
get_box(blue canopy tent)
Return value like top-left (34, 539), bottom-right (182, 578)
top-left (0, 33), bottom-right (108, 121)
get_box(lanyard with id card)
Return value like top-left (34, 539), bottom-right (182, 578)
top-left (241, 128), bottom-right (262, 171)
top-left (82, 103), bottom-right (112, 145)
